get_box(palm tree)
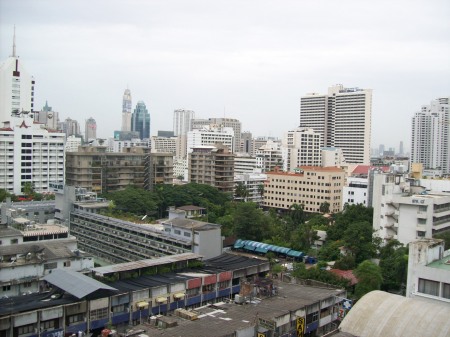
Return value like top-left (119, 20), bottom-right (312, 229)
top-left (319, 201), bottom-right (330, 214)
top-left (235, 182), bottom-right (250, 202)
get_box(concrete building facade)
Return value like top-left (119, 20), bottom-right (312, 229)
top-left (188, 145), bottom-right (235, 193)
top-left (263, 166), bottom-right (345, 213)
top-left (282, 127), bottom-right (322, 171)
top-left (300, 84), bottom-right (372, 164)
top-left (0, 114), bottom-right (65, 195)
top-left (411, 97), bottom-right (450, 175)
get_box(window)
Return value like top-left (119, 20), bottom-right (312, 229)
top-left (18, 324), bottom-right (34, 335)
top-left (11, 239), bottom-right (18, 244)
top-left (184, 232), bottom-right (191, 238)
top-left (174, 229), bottom-right (181, 235)
top-left (64, 261), bottom-right (71, 267)
top-left (23, 282), bottom-right (32, 288)
top-left (443, 283), bottom-right (450, 299)
top-left (418, 278), bottom-right (439, 296)
top-left (2, 285), bottom-right (11, 292)
top-left (68, 314), bottom-right (84, 324)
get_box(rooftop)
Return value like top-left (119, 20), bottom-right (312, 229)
top-left (427, 254), bottom-right (450, 271)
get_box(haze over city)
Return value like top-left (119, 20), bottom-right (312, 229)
top-left (1, 0), bottom-right (449, 150)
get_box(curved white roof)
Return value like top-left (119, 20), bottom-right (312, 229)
top-left (339, 291), bottom-right (450, 337)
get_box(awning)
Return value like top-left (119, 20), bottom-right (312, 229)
top-left (174, 292), bottom-right (185, 299)
top-left (234, 242), bottom-right (244, 249)
top-left (244, 245), bottom-right (256, 251)
top-left (287, 250), bottom-right (304, 258)
top-left (255, 247), bottom-right (268, 254)
top-left (136, 301), bottom-right (149, 308)
top-left (156, 296), bottom-right (167, 303)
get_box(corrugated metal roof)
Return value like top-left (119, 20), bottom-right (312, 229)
top-left (43, 269), bottom-right (117, 299)
top-left (92, 253), bottom-right (203, 276)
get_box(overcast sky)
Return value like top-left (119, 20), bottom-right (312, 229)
top-left (1, 0), bottom-right (449, 151)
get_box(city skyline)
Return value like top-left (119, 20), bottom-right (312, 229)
top-left (1, 0), bottom-right (449, 150)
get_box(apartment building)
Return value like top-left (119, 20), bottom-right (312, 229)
top-left (150, 135), bottom-right (177, 154)
top-left (148, 152), bottom-right (174, 190)
top-left (187, 126), bottom-right (234, 153)
top-left (234, 173), bottom-right (267, 204)
top-left (188, 145), bottom-right (235, 193)
top-left (372, 170), bottom-right (450, 244)
top-left (65, 146), bottom-right (148, 193)
top-left (0, 114), bottom-right (65, 195)
top-left (234, 154), bottom-right (258, 174)
top-left (263, 166), bottom-right (345, 213)
top-left (256, 140), bottom-right (283, 172)
top-left (282, 127), bottom-right (322, 171)
top-left (191, 117), bottom-right (241, 152)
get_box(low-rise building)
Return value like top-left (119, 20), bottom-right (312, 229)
top-left (264, 166), bottom-right (345, 213)
top-left (406, 238), bottom-right (450, 305)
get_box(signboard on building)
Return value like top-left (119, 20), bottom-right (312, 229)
top-left (296, 317), bottom-right (305, 337)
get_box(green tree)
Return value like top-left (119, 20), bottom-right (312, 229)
top-left (327, 204), bottom-right (373, 241)
top-left (319, 201), bottom-right (330, 214)
top-left (354, 260), bottom-right (383, 299)
top-left (334, 255), bottom-right (356, 270)
top-left (342, 221), bottom-right (378, 264)
top-left (257, 184), bottom-right (264, 198)
top-left (434, 232), bottom-right (450, 250)
top-left (0, 189), bottom-right (12, 202)
top-left (289, 203), bottom-right (305, 224)
top-left (379, 240), bottom-right (408, 292)
top-left (234, 182), bottom-right (249, 202)
top-left (318, 240), bottom-right (343, 261)
top-left (234, 202), bottom-right (269, 241)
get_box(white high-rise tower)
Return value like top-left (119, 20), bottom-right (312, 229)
top-left (300, 84), bottom-right (372, 164)
top-left (411, 97), bottom-right (449, 174)
top-left (0, 27), bottom-right (35, 124)
top-left (121, 88), bottom-right (132, 131)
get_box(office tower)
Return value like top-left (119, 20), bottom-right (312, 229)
top-left (173, 109), bottom-right (195, 136)
top-left (282, 127), bottom-right (322, 171)
top-left (399, 141), bottom-right (404, 156)
top-left (85, 117), bottom-right (97, 142)
top-left (191, 118), bottom-right (242, 153)
top-left (256, 140), bottom-right (283, 172)
top-left (34, 101), bottom-right (60, 130)
top-left (240, 131), bottom-right (253, 154)
top-left (60, 117), bottom-right (81, 137)
top-left (131, 101), bottom-right (151, 139)
top-left (0, 27), bottom-right (35, 123)
top-left (300, 84), bottom-right (372, 164)
top-left (378, 144), bottom-right (385, 157)
top-left (411, 97), bottom-right (449, 174)
top-left (0, 113), bottom-right (65, 195)
top-left (121, 88), bottom-right (132, 131)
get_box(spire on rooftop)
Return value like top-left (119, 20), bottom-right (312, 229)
top-left (12, 25), bottom-right (17, 57)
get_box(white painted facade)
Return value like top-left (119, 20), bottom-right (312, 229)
top-left (173, 109), bottom-right (195, 136)
top-left (411, 97), bottom-right (450, 174)
top-left (234, 173), bottom-right (267, 204)
top-left (121, 88), bottom-right (132, 132)
top-left (106, 138), bottom-right (149, 153)
top-left (173, 157), bottom-right (188, 181)
top-left (321, 147), bottom-right (346, 167)
top-left (65, 135), bottom-right (82, 152)
top-left (373, 171), bottom-right (450, 245)
top-left (300, 84), bottom-right (372, 164)
top-left (0, 114), bottom-right (65, 195)
top-left (406, 239), bottom-right (450, 305)
top-left (0, 47), bottom-right (35, 124)
top-left (255, 140), bottom-right (283, 172)
top-left (234, 154), bottom-right (258, 175)
top-left (420, 178), bottom-right (450, 193)
top-left (151, 135), bottom-right (177, 154)
top-left (281, 127), bottom-right (322, 171)
top-left (343, 177), bottom-right (368, 208)
top-left (187, 126), bottom-right (234, 153)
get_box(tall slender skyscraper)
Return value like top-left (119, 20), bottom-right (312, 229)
top-left (0, 27), bottom-right (35, 123)
top-left (85, 117), bottom-right (97, 142)
top-left (411, 97), bottom-right (449, 174)
top-left (121, 88), bottom-right (132, 131)
top-left (131, 101), bottom-right (150, 139)
top-left (300, 84), bottom-right (372, 164)
top-left (173, 109), bottom-right (195, 136)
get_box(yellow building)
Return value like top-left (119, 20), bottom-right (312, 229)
top-left (263, 166), bottom-right (345, 213)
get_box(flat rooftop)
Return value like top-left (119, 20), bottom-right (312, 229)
top-left (136, 280), bottom-right (345, 337)
top-left (427, 254), bottom-right (450, 271)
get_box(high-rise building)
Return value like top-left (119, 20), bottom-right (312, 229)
top-left (173, 109), bottom-right (195, 136)
top-left (0, 113), bottom-right (65, 195)
top-left (399, 141), bottom-right (404, 156)
top-left (121, 88), bottom-right (132, 132)
top-left (131, 101), bottom-right (150, 139)
top-left (85, 117), bottom-right (97, 142)
top-left (300, 84), bottom-right (372, 164)
top-left (281, 127), bottom-right (322, 171)
top-left (0, 28), bottom-right (35, 123)
top-left (60, 117), bottom-right (81, 138)
top-left (189, 144), bottom-right (235, 193)
top-left (191, 117), bottom-right (242, 153)
top-left (34, 101), bottom-right (59, 130)
top-left (411, 97), bottom-right (449, 175)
